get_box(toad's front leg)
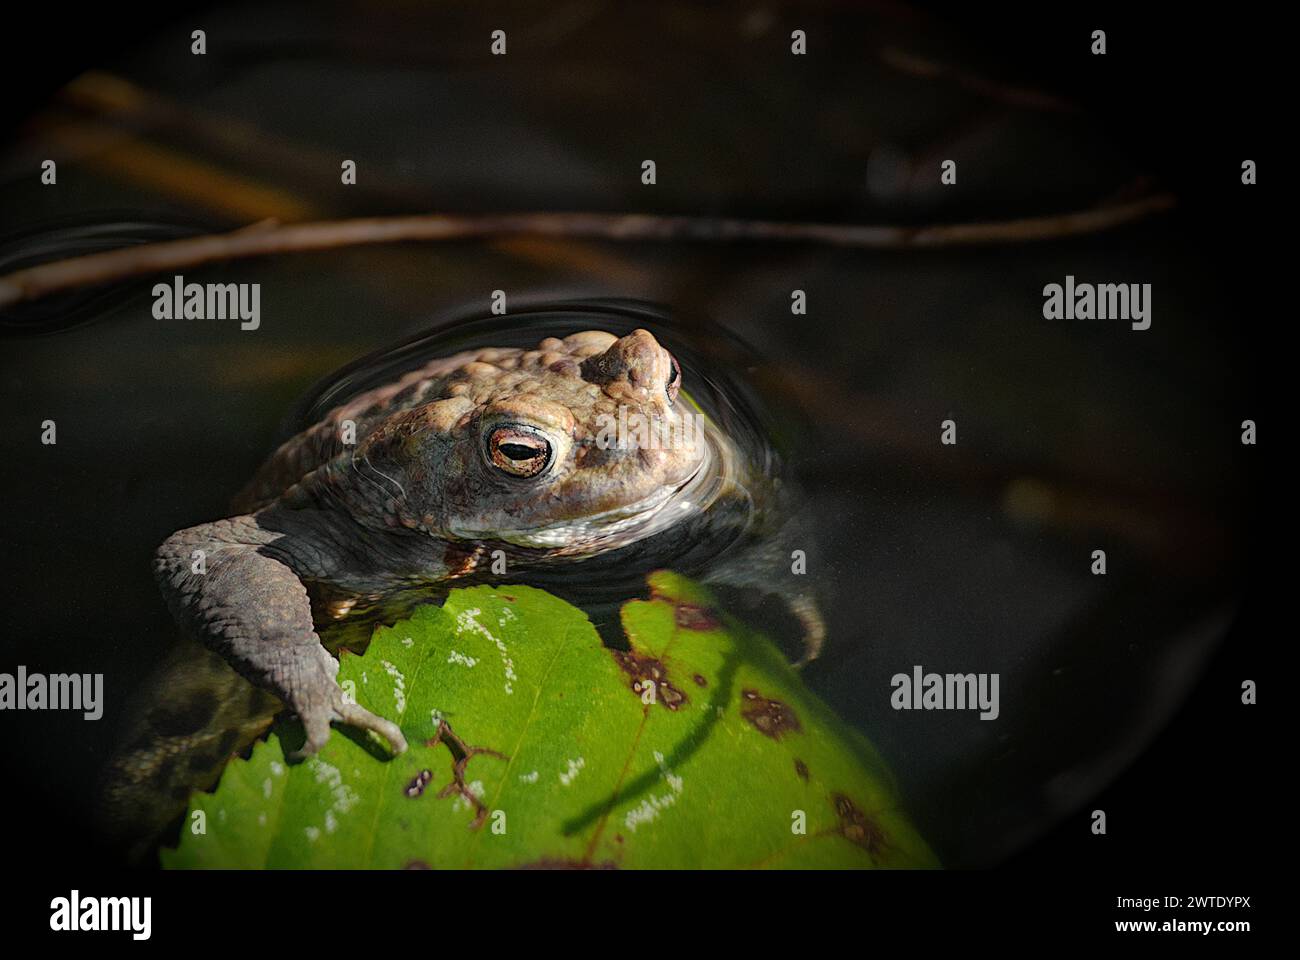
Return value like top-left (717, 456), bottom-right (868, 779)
top-left (154, 511), bottom-right (407, 757)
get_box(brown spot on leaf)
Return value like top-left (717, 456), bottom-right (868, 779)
top-left (833, 793), bottom-right (888, 858)
top-left (675, 603), bottom-right (720, 631)
top-left (405, 860), bottom-right (432, 870)
top-left (611, 649), bottom-right (686, 710)
top-left (425, 720), bottom-right (508, 828)
top-left (404, 769), bottom-right (433, 798)
top-left (740, 689), bottom-right (802, 739)
top-left (693, 673), bottom-right (708, 687)
top-left (794, 759), bottom-right (810, 781)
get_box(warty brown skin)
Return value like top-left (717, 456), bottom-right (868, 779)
top-left (153, 329), bottom-right (715, 756)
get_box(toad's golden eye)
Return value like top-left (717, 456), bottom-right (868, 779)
top-left (487, 425), bottom-right (552, 478)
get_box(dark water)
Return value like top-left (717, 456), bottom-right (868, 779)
top-left (0, 1), bottom-right (1259, 868)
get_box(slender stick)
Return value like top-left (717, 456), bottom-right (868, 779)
top-left (0, 195), bottom-right (1175, 310)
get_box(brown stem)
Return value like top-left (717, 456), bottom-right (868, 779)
top-left (0, 196), bottom-right (1175, 310)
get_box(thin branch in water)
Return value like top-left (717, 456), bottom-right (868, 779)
top-left (0, 196), bottom-right (1176, 310)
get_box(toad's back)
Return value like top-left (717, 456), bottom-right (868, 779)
top-left (233, 330), bottom-right (630, 514)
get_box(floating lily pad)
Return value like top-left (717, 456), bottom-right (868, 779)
top-left (163, 572), bottom-right (938, 869)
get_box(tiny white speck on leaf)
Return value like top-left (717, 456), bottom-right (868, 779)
top-left (456, 606), bottom-right (516, 694)
top-left (559, 756), bottom-right (586, 787)
top-left (625, 791), bottom-right (678, 832)
top-left (308, 757), bottom-right (360, 815)
top-left (624, 754), bottom-right (684, 832)
top-left (381, 659), bottom-right (407, 713)
top-left (447, 649), bottom-right (479, 668)
top-left (451, 780), bottom-right (486, 814)
top-left (654, 750), bottom-right (684, 793)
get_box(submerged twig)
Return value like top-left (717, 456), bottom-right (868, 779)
top-left (0, 196), bottom-right (1175, 310)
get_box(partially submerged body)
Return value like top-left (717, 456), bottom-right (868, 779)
top-left (102, 326), bottom-right (821, 855)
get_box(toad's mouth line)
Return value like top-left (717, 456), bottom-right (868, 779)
top-left (461, 466), bottom-right (709, 552)
top-left (448, 418), bottom-right (747, 554)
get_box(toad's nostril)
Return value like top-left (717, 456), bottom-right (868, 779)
top-left (579, 329), bottom-right (675, 396)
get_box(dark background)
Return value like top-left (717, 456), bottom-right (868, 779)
top-left (0, 0), bottom-right (1279, 910)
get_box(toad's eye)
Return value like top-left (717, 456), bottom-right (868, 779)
top-left (487, 426), bottom-right (552, 478)
top-left (666, 355), bottom-right (682, 403)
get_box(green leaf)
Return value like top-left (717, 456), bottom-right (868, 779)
top-left (162, 572), bottom-right (938, 869)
